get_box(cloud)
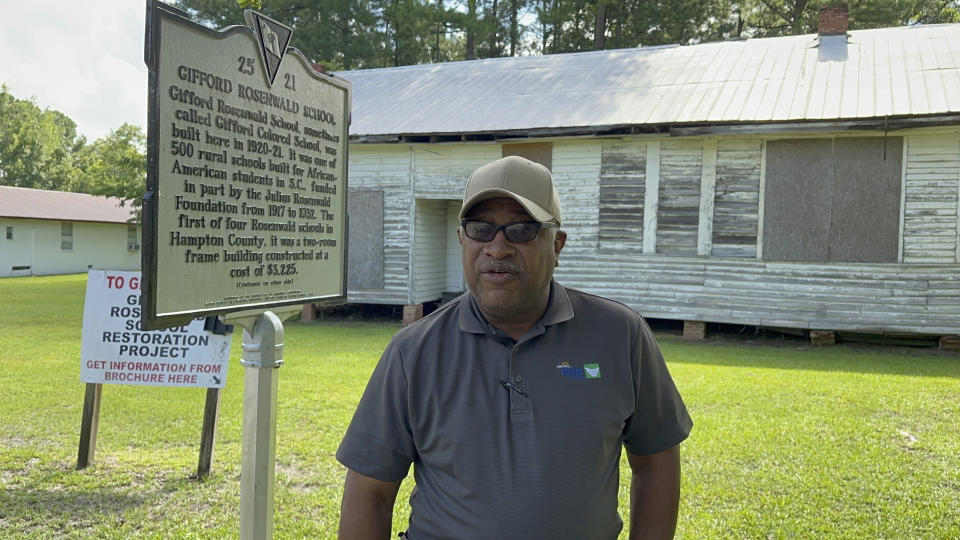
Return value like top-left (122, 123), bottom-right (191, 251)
top-left (0, 0), bottom-right (148, 141)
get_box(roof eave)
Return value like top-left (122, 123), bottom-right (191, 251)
top-left (349, 113), bottom-right (960, 143)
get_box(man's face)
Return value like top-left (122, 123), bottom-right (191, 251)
top-left (459, 197), bottom-right (565, 327)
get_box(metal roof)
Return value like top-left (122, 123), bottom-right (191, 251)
top-left (339, 23), bottom-right (960, 138)
top-left (0, 185), bottom-right (136, 223)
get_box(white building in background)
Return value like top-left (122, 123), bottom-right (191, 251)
top-left (0, 186), bottom-right (140, 277)
top-left (336, 16), bottom-right (960, 337)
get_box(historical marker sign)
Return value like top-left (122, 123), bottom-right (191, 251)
top-left (143, 1), bottom-right (350, 329)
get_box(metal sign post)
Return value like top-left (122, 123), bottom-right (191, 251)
top-left (227, 307), bottom-right (299, 540)
top-left (241, 312), bottom-right (282, 540)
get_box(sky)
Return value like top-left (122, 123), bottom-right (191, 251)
top-left (0, 0), bottom-right (149, 142)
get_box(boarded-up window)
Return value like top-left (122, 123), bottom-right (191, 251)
top-left (502, 142), bottom-right (552, 170)
top-left (657, 141), bottom-right (702, 256)
top-left (763, 137), bottom-right (902, 263)
top-left (599, 141), bottom-right (646, 254)
top-left (347, 190), bottom-right (385, 289)
top-left (712, 141), bottom-right (762, 257)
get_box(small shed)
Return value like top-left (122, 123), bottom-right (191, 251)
top-left (337, 17), bottom-right (960, 336)
top-left (0, 186), bottom-right (140, 277)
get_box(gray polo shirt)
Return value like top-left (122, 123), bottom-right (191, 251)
top-left (337, 281), bottom-right (692, 540)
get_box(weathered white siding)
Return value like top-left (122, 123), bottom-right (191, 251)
top-left (560, 256), bottom-right (960, 334)
top-left (657, 140), bottom-right (702, 256)
top-left (0, 218), bottom-right (140, 277)
top-left (598, 140), bottom-right (646, 254)
top-left (346, 145), bottom-right (413, 303)
top-left (349, 128), bottom-right (960, 334)
top-left (413, 144), bottom-right (499, 198)
top-left (413, 199), bottom-right (448, 303)
top-left (445, 203), bottom-right (464, 292)
top-left (411, 144), bottom-right (497, 302)
top-left (712, 139), bottom-right (762, 258)
top-left (552, 139), bottom-right (602, 262)
top-left (347, 143), bottom-right (496, 304)
top-left (902, 134), bottom-right (960, 263)
top-left (553, 132), bottom-right (960, 334)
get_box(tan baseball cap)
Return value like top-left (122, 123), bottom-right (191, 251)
top-left (459, 156), bottom-right (562, 225)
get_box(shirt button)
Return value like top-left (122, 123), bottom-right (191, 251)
top-left (514, 375), bottom-right (522, 383)
top-left (513, 345), bottom-right (520, 352)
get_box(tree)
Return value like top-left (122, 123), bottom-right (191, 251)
top-left (594, 0), bottom-right (607, 49)
top-left (0, 85), bottom-right (85, 191)
top-left (733, 0), bottom-right (960, 38)
top-left (286, 0), bottom-right (381, 70)
top-left (464, 0), bottom-right (479, 58)
top-left (176, 0), bottom-right (387, 69)
top-left (0, 86), bottom-right (146, 213)
top-left (172, 0), bottom-right (958, 65)
top-left (533, 0), bottom-right (728, 54)
top-left (71, 124), bottom-right (147, 214)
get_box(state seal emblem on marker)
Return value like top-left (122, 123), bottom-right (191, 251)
top-left (244, 10), bottom-right (293, 87)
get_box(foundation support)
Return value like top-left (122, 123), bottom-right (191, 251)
top-left (939, 336), bottom-right (960, 352)
top-left (682, 321), bottom-right (706, 340)
top-left (810, 330), bottom-right (836, 347)
top-left (403, 303), bottom-right (424, 326)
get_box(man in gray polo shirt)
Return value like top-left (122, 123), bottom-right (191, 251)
top-left (337, 156), bottom-right (692, 539)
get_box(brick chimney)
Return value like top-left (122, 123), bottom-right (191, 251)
top-left (819, 3), bottom-right (849, 36)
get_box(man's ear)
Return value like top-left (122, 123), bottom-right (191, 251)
top-left (554, 230), bottom-right (567, 257)
top-left (457, 226), bottom-right (464, 246)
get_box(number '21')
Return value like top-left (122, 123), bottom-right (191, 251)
top-left (284, 73), bottom-right (295, 90)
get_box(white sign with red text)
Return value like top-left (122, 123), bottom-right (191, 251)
top-left (81, 270), bottom-right (232, 387)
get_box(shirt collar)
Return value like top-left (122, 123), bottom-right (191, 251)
top-left (459, 280), bottom-right (574, 336)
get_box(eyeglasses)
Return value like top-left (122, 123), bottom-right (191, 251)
top-left (461, 220), bottom-right (557, 243)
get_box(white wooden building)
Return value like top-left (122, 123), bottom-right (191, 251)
top-left (338, 15), bottom-right (960, 336)
top-left (0, 186), bottom-right (140, 277)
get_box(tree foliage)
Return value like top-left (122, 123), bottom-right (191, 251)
top-left (173, 0), bottom-right (960, 68)
top-left (733, 0), bottom-right (960, 38)
top-left (0, 86), bottom-right (146, 213)
top-left (0, 86), bottom-right (85, 191)
top-left (70, 123), bottom-right (147, 210)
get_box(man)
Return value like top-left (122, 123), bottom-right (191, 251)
top-left (337, 155), bottom-right (692, 539)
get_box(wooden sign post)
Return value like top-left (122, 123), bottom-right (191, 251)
top-left (76, 383), bottom-right (102, 469)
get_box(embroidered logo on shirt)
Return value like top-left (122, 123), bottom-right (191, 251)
top-left (556, 362), bottom-right (601, 380)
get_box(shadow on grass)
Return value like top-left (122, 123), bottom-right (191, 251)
top-left (1, 484), bottom-right (150, 508)
top-left (0, 485), bottom-right (150, 534)
top-left (659, 334), bottom-right (960, 379)
top-left (0, 457), bottom-right (217, 537)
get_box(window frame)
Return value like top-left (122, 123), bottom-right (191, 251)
top-left (61, 222), bottom-right (74, 251)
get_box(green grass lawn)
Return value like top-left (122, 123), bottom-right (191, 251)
top-left (1, 274), bottom-right (958, 538)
